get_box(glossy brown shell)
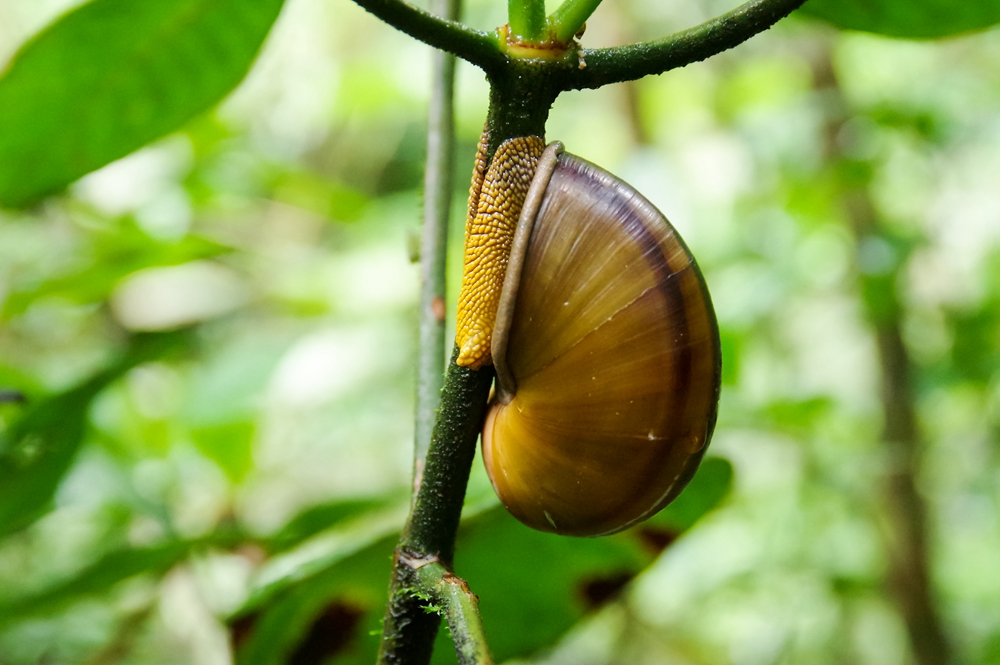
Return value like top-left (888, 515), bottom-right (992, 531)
top-left (482, 144), bottom-right (722, 537)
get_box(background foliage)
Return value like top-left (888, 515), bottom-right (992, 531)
top-left (1, 0), bottom-right (999, 663)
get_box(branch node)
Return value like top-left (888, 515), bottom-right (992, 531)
top-left (441, 571), bottom-right (476, 597)
top-left (401, 552), bottom-right (442, 570)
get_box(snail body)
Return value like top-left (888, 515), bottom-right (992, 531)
top-left (457, 138), bottom-right (721, 537)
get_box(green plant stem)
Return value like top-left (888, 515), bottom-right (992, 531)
top-left (508, 0), bottom-right (546, 41)
top-left (379, 552), bottom-right (443, 665)
top-left (416, 563), bottom-right (493, 665)
top-left (378, 80), bottom-right (553, 663)
top-left (349, 0), bottom-right (502, 69)
top-left (548, 0), bottom-right (604, 43)
top-left (484, 60), bottom-right (561, 158)
top-left (378, 350), bottom-right (494, 664)
top-left (414, 0), bottom-right (460, 476)
top-left (561, 0), bottom-right (808, 89)
top-left (406, 350), bottom-right (495, 561)
top-left (353, 0), bottom-right (807, 89)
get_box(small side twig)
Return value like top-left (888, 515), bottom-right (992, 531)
top-left (352, 0), bottom-right (807, 90)
top-left (564, 0), bottom-right (809, 89)
top-left (414, 0), bottom-right (461, 477)
top-left (415, 561), bottom-right (493, 665)
top-left (349, 0), bottom-right (502, 69)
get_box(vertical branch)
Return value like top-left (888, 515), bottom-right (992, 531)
top-left (378, 1), bottom-right (476, 660)
top-left (415, 0), bottom-right (462, 475)
top-left (378, 58), bottom-right (552, 664)
top-left (548, 0), bottom-right (605, 43)
top-left (813, 44), bottom-right (952, 665)
top-left (379, 352), bottom-right (495, 664)
top-left (381, 42), bottom-right (555, 665)
top-left (405, 351), bottom-right (495, 562)
top-left (507, 0), bottom-right (546, 42)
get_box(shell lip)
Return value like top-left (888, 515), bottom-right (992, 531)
top-left (491, 140), bottom-right (564, 405)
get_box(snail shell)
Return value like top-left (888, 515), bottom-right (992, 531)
top-left (480, 142), bottom-right (722, 537)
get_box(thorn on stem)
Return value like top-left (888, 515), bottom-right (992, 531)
top-left (431, 296), bottom-right (446, 322)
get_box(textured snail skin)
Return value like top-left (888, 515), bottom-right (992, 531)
top-left (482, 147), bottom-right (722, 537)
top-left (455, 135), bottom-right (546, 369)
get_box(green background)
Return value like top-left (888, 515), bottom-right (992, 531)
top-left (1, 0), bottom-right (999, 663)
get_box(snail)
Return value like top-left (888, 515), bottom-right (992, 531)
top-left (455, 134), bottom-right (722, 537)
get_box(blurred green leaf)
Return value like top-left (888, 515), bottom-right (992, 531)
top-left (2, 223), bottom-right (227, 319)
top-left (234, 503), bottom-right (408, 665)
top-left (439, 458), bottom-right (732, 662)
top-left (762, 397), bottom-right (835, 433)
top-left (0, 0), bottom-right (286, 208)
top-left (272, 170), bottom-right (370, 223)
top-left (240, 502), bottom-right (412, 617)
top-left (0, 496), bottom-right (402, 625)
top-left (267, 497), bottom-right (400, 553)
top-left (180, 341), bottom-right (286, 480)
top-left (801, 0), bottom-right (1000, 39)
top-left (719, 327), bottom-right (742, 385)
top-left (182, 343), bottom-right (284, 426)
top-left (979, 632), bottom-right (1000, 665)
top-left (947, 306), bottom-right (1000, 385)
top-left (643, 457), bottom-right (733, 534)
top-left (0, 331), bottom-right (192, 538)
top-left (0, 537), bottom-right (205, 621)
top-left (442, 509), bottom-right (650, 663)
top-left (189, 420), bottom-right (255, 482)
top-left (866, 105), bottom-right (948, 143)
top-left (233, 458), bottom-right (733, 664)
